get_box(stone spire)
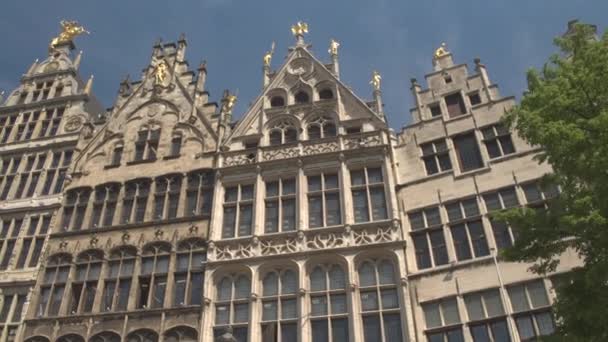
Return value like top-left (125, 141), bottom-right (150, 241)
top-left (328, 39), bottom-right (340, 78)
top-left (74, 50), bottom-right (83, 70)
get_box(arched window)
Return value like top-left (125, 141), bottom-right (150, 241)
top-left (121, 179), bottom-right (151, 224)
top-left (295, 91), bottom-right (310, 104)
top-left (126, 329), bottom-right (158, 342)
top-left (24, 336), bottom-right (50, 342)
top-left (90, 331), bottom-right (121, 342)
top-left (91, 183), bottom-right (120, 228)
top-left (270, 96), bottom-right (285, 108)
top-left (261, 269), bottom-right (298, 341)
top-left (154, 174), bottom-right (182, 220)
top-left (139, 243), bottom-right (171, 309)
top-left (56, 334), bottom-right (85, 342)
top-left (174, 239), bottom-right (206, 306)
top-left (309, 264), bottom-right (349, 341)
top-left (358, 259), bottom-right (402, 342)
top-left (134, 127), bottom-right (160, 162)
top-left (38, 253), bottom-right (72, 317)
top-left (268, 120), bottom-right (298, 146)
top-left (61, 187), bottom-right (91, 231)
top-left (110, 143), bottom-right (123, 166)
top-left (319, 89), bottom-right (334, 100)
top-left (307, 116), bottom-right (336, 140)
top-left (70, 250), bottom-right (103, 314)
top-left (163, 326), bottom-right (198, 342)
top-left (186, 170), bottom-right (214, 216)
top-left (214, 275), bottom-right (250, 341)
top-left (103, 246), bottom-right (136, 312)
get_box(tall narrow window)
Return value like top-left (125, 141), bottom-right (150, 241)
top-left (508, 280), bottom-right (555, 340)
top-left (351, 167), bottom-right (388, 223)
top-left (174, 239), bottom-right (206, 306)
top-left (481, 124), bottom-right (515, 159)
top-left (483, 187), bottom-right (519, 249)
top-left (409, 206), bottom-right (449, 269)
top-left (0, 292), bottom-right (27, 340)
top-left (39, 150), bottom-right (71, 196)
top-left (186, 170), bottom-right (214, 216)
top-left (70, 250), bottom-right (102, 314)
top-left (261, 269), bottom-right (298, 342)
top-left (446, 198), bottom-right (489, 261)
top-left (0, 156), bottom-right (20, 200)
top-left (61, 188), bottom-right (92, 231)
top-left (40, 107), bottom-right (64, 137)
top-left (38, 254), bottom-right (71, 317)
top-left (0, 218), bottom-right (23, 270)
top-left (464, 289), bottom-right (510, 342)
top-left (103, 246), bottom-right (136, 312)
top-left (222, 184), bottom-right (254, 238)
top-left (154, 174), bottom-right (182, 220)
top-left (453, 133), bottom-right (484, 172)
top-left (422, 297), bottom-right (464, 341)
top-left (110, 144), bottom-right (123, 166)
top-left (0, 115), bottom-right (17, 143)
top-left (421, 139), bottom-right (452, 175)
top-left (214, 275), bottom-right (250, 341)
top-left (15, 154), bottom-right (39, 199)
top-left (265, 178), bottom-right (297, 233)
top-left (307, 173), bottom-right (341, 228)
top-left (139, 243), bottom-right (171, 309)
top-left (268, 120), bottom-right (298, 146)
top-left (169, 134), bottom-right (182, 157)
top-left (134, 127), bottom-right (160, 161)
top-left (307, 116), bottom-right (336, 140)
top-left (121, 179), bottom-right (151, 224)
top-left (445, 93), bottom-right (466, 118)
top-left (358, 259), bottom-right (403, 342)
top-left (15, 214), bottom-right (50, 269)
top-left (310, 264), bottom-right (349, 342)
top-left (90, 183), bottom-right (120, 228)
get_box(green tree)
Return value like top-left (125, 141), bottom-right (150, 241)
top-left (496, 23), bottom-right (608, 341)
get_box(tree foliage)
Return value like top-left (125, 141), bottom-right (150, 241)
top-left (496, 23), bottom-right (608, 341)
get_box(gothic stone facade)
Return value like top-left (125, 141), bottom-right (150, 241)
top-left (0, 30), bottom-right (580, 342)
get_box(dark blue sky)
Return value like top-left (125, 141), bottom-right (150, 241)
top-left (0, 1), bottom-right (605, 128)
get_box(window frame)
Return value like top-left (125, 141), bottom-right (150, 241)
top-left (350, 166), bottom-right (388, 223)
top-left (420, 139), bottom-right (452, 175)
top-left (221, 184), bottom-right (255, 238)
top-left (307, 172), bottom-right (342, 228)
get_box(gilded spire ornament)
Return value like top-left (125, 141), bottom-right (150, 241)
top-left (370, 70), bottom-right (382, 91)
top-left (50, 20), bottom-right (89, 48)
top-left (154, 60), bottom-right (169, 85)
top-left (434, 42), bottom-right (449, 59)
top-left (291, 21), bottom-right (309, 37)
top-left (222, 92), bottom-right (238, 115)
top-left (328, 39), bottom-right (340, 56)
top-left (263, 41), bottom-right (276, 67)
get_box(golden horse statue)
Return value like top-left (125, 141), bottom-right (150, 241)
top-left (50, 20), bottom-right (89, 48)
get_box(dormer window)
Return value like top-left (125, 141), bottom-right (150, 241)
top-left (270, 96), bottom-right (285, 108)
top-left (268, 120), bottom-right (298, 146)
top-left (110, 143), bottom-right (123, 166)
top-left (444, 75), bottom-right (453, 84)
top-left (307, 116), bottom-right (336, 140)
top-left (169, 134), bottom-right (182, 157)
top-left (134, 127), bottom-right (160, 162)
top-left (319, 89), bottom-right (334, 100)
top-left (294, 91), bottom-right (310, 104)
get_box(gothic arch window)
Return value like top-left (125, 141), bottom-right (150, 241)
top-left (268, 120), bottom-right (298, 146)
top-left (90, 331), bottom-right (121, 342)
top-left (61, 187), bottom-right (92, 231)
top-left (163, 326), bottom-right (198, 342)
top-left (56, 334), bottom-right (85, 342)
top-left (126, 329), bottom-right (158, 342)
top-left (309, 264), bottom-right (349, 341)
top-left (139, 243), bottom-right (171, 309)
top-left (109, 142), bottom-right (123, 167)
top-left (271, 96), bottom-right (285, 108)
top-left (121, 179), bottom-right (151, 224)
top-left (294, 91), bottom-right (310, 104)
top-left (24, 336), bottom-right (50, 342)
top-left (154, 174), bottom-right (182, 220)
top-left (319, 88), bottom-right (334, 100)
top-left (134, 126), bottom-right (160, 162)
top-left (70, 249), bottom-right (103, 314)
top-left (186, 170), bottom-right (214, 216)
top-left (90, 183), bottom-right (120, 228)
top-left (103, 246), bottom-right (136, 312)
top-left (260, 268), bottom-right (298, 342)
top-left (307, 116), bottom-right (337, 140)
top-left (214, 274), bottom-right (250, 341)
top-left (357, 259), bottom-right (403, 342)
top-left (174, 239), bottom-right (206, 306)
top-left (38, 253), bottom-right (72, 317)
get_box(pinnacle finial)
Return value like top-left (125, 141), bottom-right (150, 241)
top-left (434, 42), bottom-right (449, 59)
top-left (50, 20), bottom-right (89, 50)
top-left (291, 21), bottom-right (308, 45)
top-left (328, 39), bottom-right (340, 56)
top-left (370, 70), bottom-right (382, 91)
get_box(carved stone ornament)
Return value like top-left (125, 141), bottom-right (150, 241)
top-left (59, 240), bottom-right (68, 250)
top-left (64, 116), bottom-right (83, 132)
top-left (89, 235), bottom-right (99, 247)
top-left (44, 61), bottom-right (60, 73)
top-left (121, 231), bottom-right (131, 244)
top-left (154, 229), bottom-right (164, 240)
top-left (287, 57), bottom-right (313, 77)
top-left (147, 103), bottom-right (166, 118)
top-left (189, 225), bottom-right (199, 234)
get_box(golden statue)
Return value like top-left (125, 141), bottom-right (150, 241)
top-left (222, 93), bottom-right (238, 114)
top-left (328, 39), bottom-right (340, 56)
top-left (263, 41), bottom-right (276, 67)
top-left (434, 42), bottom-right (449, 59)
top-left (370, 70), bottom-right (382, 91)
top-left (291, 21), bottom-right (309, 36)
top-left (50, 20), bottom-right (89, 48)
top-left (154, 60), bottom-right (169, 85)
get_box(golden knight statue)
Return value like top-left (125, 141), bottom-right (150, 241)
top-left (328, 39), bottom-right (340, 56)
top-left (370, 70), bottom-right (382, 91)
top-left (291, 21), bottom-right (309, 36)
top-left (434, 42), bottom-right (449, 59)
top-left (50, 20), bottom-right (89, 49)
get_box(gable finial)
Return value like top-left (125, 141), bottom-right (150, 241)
top-left (50, 20), bottom-right (89, 52)
top-left (434, 42), bottom-right (449, 59)
top-left (263, 41), bottom-right (276, 67)
top-left (328, 39), bottom-right (340, 56)
top-left (291, 21), bottom-right (309, 45)
top-left (370, 70), bottom-right (382, 91)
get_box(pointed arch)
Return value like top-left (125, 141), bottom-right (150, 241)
top-left (126, 329), bottom-right (158, 342)
top-left (163, 326), bottom-right (198, 342)
top-left (89, 331), bottom-right (121, 342)
top-left (56, 334), bottom-right (85, 342)
top-left (24, 336), bottom-right (50, 342)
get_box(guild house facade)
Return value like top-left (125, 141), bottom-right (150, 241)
top-left (0, 20), bottom-right (581, 342)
